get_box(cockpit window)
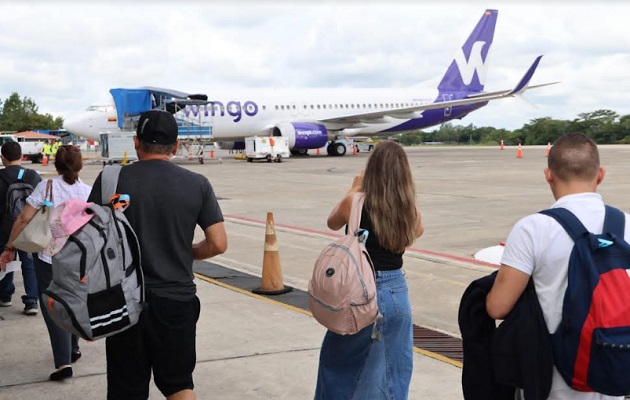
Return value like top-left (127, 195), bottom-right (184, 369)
top-left (86, 105), bottom-right (114, 112)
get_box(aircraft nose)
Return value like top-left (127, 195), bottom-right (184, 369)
top-left (63, 114), bottom-right (90, 137)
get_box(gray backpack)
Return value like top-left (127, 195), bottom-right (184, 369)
top-left (1, 169), bottom-right (34, 234)
top-left (42, 166), bottom-right (144, 341)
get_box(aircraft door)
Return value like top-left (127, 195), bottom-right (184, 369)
top-left (290, 102), bottom-right (299, 117)
top-left (442, 94), bottom-right (453, 117)
top-left (300, 102), bottom-right (309, 116)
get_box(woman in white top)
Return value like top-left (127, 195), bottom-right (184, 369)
top-left (0, 145), bottom-right (92, 381)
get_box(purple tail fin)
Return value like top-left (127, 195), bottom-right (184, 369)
top-left (438, 9), bottom-right (498, 93)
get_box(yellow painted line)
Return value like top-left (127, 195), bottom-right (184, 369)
top-left (413, 346), bottom-right (462, 368)
top-left (195, 272), bottom-right (463, 369)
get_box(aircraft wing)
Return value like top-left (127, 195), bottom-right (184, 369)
top-left (320, 55), bottom-right (558, 125)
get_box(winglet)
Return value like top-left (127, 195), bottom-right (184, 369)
top-left (508, 55), bottom-right (543, 95)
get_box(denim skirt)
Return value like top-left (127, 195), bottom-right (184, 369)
top-left (314, 269), bottom-right (413, 400)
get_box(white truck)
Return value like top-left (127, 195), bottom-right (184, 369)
top-left (245, 136), bottom-right (290, 163)
top-left (0, 135), bottom-right (45, 163)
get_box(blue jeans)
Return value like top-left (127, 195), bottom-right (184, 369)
top-left (0, 250), bottom-right (38, 305)
top-left (315, 269), bottom-right (413, 400)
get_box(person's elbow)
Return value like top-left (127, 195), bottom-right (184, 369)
top-left (486, 293), bottom-right (510, 320)
top-left (213, 235), bottom-right (228, 256)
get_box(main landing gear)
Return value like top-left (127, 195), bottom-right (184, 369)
top-left (326, 142), bottom-right (347, 156)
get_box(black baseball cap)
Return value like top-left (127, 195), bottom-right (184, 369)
top-left (136, 110), bottom-right (178, 144)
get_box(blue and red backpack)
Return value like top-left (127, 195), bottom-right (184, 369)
top-left (540, 206), bottom-right (630, 396)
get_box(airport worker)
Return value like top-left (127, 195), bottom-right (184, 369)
top-left (0, 141), bottom-right (42, 315)
top-left (486, 132), bottom-right (625, 400)
top-left (0, 145), bottom-right (91, 381)
top-left (42, 141), bottom-right (52, 163)
top-left (315, 141), bottom-right (424, 400)
top-left (51, 140), bottom-right (60, 160)
top-left (87, 109), bottom-right (227, 400)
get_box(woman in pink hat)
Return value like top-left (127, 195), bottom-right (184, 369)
top-left (0, 145), bottom-right (91, 381)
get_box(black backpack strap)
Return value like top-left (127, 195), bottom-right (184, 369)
top-left (539, 208), bottom-right (589, 242)
top-left (603, 205), bottom-right (625, 237)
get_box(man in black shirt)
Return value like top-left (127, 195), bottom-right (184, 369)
top-left (0, 141), bottom-right (42, 315)
top-left (88, 110), bottom-right (227, 400)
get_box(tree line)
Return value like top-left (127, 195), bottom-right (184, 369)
top-left (0, 92), bottom-right (64, 132)
top-left (396, 109), bottom-right (630, 146)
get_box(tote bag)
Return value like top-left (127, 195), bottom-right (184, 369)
top-left (13, 180), bottom-right (53, 253)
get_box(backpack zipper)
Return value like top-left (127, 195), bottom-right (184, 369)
top-left (67, 236), bottom-right (87, 283)
top-left (88, 220), bottom-right (111, 288)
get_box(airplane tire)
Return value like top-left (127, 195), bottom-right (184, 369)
top-left (334, 142), bottom-right (346, 156)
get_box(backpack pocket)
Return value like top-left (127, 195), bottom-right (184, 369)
top-left (587, 326), bottom-right (630, 395)
top-left (350, 294), bottom-right (378, 333)
top-left (87, 284), bottom-right (131, 339)
top-left (43, 286), bottom-right (90, 340)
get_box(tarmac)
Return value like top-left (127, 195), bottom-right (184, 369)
top-left (2, 144), bottom-right (630, 399)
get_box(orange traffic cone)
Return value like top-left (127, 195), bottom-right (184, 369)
top-left (353, 145), bottom-right (357, 155)
top-left (316, 147), bottom-right (320, 155)
top-left (546, 142), bottom-right (551, 157)
top-left (42, 155), bottom-right (48, 166)
top-left (252, 212), bottom-right (293, 295)
top-left (517, 143), bottom-right (523, 159)
top-left (500, 139), bottom-right (504, 150)
top-left (210, 149), bottom-right (214, 159)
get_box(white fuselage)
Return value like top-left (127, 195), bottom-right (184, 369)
top-left (64, 86), bottom-right (440, 142)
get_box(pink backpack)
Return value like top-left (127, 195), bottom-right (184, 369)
top-left (308, 193), bottom-right (379, 335)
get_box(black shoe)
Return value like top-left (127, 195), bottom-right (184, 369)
top-left (0, 297), bottom-right (11, 307)
top-left (24, 303), bottom-right (38, 316)
top-left (71, 350), bottom-right (81, 363)
top-left (50, 366), bottom-right (73, 381)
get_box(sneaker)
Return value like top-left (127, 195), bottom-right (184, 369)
top-left (0, 297), bottom-right (11, 307)
top-left (24, 303), bottom-right (38, 315)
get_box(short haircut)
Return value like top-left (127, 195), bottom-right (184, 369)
top-left (1, 141), bottom-right (22, 162)
top-left (548, 132), bottom-right (600, 182)
top-left (138, 142), bottom-right (174, 155)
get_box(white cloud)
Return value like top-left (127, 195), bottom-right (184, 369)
top-left (0, 1), bottom-right (628, 130)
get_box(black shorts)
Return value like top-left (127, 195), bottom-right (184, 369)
top-left (106, 294), bottom-right (201, 399)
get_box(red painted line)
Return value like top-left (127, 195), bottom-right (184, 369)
top-left (224, 214), bottom-right (499, 269)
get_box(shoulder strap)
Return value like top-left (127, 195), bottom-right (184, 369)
top-left (539, 208), bottom-right (589, 242)
top-left (101, 165), bottom-right (123, 204)
top-left (347, 192), bottom-right (365, 234)
top-left (602, 205), bottom-right (625, 237)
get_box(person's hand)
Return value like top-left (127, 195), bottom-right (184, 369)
top-left (0, 249), bottom-right (15, 272)
top-left (350, 170), bottom-right (364, 193)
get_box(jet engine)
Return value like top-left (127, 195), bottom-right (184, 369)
top-left (272, 122), bottom-right (329, 150)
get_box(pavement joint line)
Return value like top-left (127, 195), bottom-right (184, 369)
top-left (194, 271), bottom-right (463, 369)
top-left (0, 350), bottom-right (325, 390)
top-left (224, 214), bottom-right (499, 271)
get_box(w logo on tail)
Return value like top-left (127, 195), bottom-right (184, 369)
top-left (437, 10), bottom-right (497, 93)
top-left (454, 41), bottom-right (490, 86)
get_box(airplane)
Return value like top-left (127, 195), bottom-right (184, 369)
top-left (63, 9), bottom-right (556, 157)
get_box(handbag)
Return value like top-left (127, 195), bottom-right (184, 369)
top-left (13, 180), bottom-right (53, 253)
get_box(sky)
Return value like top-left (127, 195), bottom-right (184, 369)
top-left (1, 1), bottom-right (629, 131)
